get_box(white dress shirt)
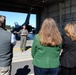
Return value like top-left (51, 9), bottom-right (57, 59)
top-left (11, 34), bottom-right (16, 46)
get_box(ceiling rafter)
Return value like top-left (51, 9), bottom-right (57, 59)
top-left (0, 0), bottom-right (66, 14)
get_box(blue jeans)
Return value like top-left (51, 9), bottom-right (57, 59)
top-left (34, 66), bottom-right (59, 75)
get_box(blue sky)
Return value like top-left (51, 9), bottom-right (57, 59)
top-left (0, 11), bottom-right (36, 28)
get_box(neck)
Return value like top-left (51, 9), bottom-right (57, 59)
top-left (23, 29), bottom-right (25, 30)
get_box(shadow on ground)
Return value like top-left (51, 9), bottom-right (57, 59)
top-left (15, 65), bottom-right (31, 75)
top-left (26, 46), bottom-right (31, 51)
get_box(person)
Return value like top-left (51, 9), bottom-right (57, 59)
top-left (60, 23), bottom-right (76, 75)
top-left (15, 25), bottom-right (28, 52)
top-left (0, 15), bottom-right (16, 75)
top-left (31, 18), bottom-right (62, 75)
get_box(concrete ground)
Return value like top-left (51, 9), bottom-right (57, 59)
top-left (12, 40), bottom-right (34, 75)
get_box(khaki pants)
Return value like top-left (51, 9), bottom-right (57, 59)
top-left (20, 36), bottom-right (27, 51)
top-left (0, 66), bottom-right (11, 75)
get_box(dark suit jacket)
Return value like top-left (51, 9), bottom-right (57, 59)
top-left (61, 35), bottom-right (76, 68)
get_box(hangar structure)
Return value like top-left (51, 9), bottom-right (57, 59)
top-left (0, 0), bottom-right (76, 34)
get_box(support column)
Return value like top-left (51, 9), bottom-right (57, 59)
top-left (70, 0), bottom-right (72, 22)
top-left (59, 2), bottom-right (63, 32)
top-left (36, 12), bottom-right (41, 33)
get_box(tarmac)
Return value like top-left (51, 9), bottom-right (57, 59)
top-left (12, 40), bottom-right (34, 75)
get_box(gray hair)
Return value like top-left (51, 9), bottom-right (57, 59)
top-left (0, 16), bottom-right (5, 26)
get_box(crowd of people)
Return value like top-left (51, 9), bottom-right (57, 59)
top-left (0, 15), bottom-right (76, 75)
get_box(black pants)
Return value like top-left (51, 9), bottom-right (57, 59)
top-left (60, 66), bottom-right (76, 75)
top-left (34, 66), bottom-right (59, 75)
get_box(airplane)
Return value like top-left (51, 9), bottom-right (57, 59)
top-left (11, 12), bottom-right (33, 40)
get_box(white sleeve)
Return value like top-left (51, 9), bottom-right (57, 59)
top-left (11, 33), bottom-right (16, 45)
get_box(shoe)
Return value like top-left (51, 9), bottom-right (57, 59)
top-left (21, 50), bottom-right (23, 53)
top-left (23, 50), bottom-right (25, 52)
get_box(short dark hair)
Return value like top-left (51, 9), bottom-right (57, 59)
top-left (0, 16), bottom-right (4, 25)
top-left (0, 15), bottom-right (6, 30)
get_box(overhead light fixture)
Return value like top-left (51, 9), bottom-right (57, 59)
top-left (42, 0), bottom-right (47, 3)
top-left (42, 0), bottom-right (45, 2)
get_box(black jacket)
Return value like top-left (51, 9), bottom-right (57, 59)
top-left (61, 35), bottom-right (76, 68)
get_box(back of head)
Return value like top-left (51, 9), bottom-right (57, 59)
top-left (0, 15), bottom-right (5, 29)
top-left (39, 18), bottom-right (62, 46)
top-left (64, 23), bottom-right (76, 41)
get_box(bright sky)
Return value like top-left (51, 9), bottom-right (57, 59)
top-left (0, 11), bottom-right (36, 28)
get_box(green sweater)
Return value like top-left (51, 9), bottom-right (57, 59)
top-left (31, 34), bottom-right (62, 68)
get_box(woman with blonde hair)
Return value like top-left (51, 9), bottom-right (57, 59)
top-left (31, 18), bottom-right (62, 75)
top-left (60, 23), bottom-right (76, 75)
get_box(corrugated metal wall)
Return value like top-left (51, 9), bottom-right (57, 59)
top-left (37, 0), bottom-right (76, 34)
